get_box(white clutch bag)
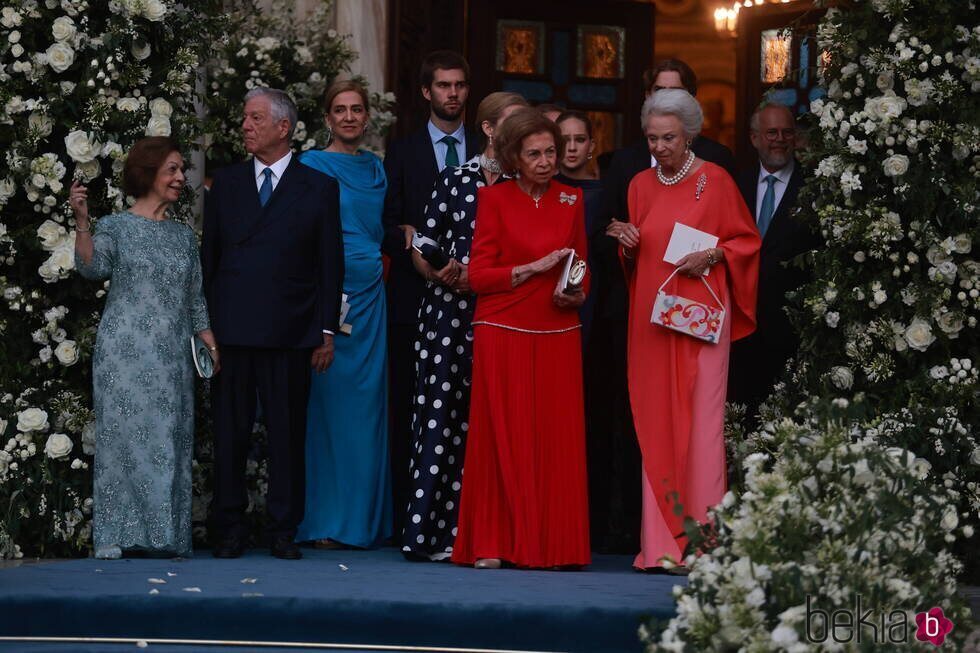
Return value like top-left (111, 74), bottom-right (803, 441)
top-left (650, 268), bottom-right (725, 343)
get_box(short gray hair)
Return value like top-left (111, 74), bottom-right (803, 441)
top-left (749, 101), bottom-right (794, 132)
top-left (641, 88), bottom-right (703, 139)
top-left (244, 87), bottom-right (298, 139)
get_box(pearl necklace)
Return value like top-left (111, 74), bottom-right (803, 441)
top-left (657, 150), bottom-right (695, 186)
top-left (479, 154), bottom-right (501, 174)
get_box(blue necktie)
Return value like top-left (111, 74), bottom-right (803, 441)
top-left (757, 174), bottom-right (777, 238)
top-left (440, 135), bottom-right (459, 168)
top-left (258, 167), bottom-right (273, 207)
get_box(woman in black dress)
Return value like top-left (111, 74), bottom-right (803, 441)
top-left (401, 91), bottom-right (528, 560)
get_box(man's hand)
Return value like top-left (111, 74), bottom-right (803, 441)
top-left (398, 224), bottom-right (416, 250)
top-left (311, 333), bottom-right (335, 373)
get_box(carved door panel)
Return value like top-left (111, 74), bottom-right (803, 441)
top-left (466, 0), bottom-right (655, 157)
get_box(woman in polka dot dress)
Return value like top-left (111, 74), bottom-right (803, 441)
top-left (401, 92), bottom-right (529, 560)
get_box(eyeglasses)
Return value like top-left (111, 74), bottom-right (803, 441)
top-left (758, 128), bottom-right (797, 141)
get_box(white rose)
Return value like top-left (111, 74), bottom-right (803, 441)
top-left (31, 173), bottom-right (47, 189)
top-left (54, 339), bottom-right (78, 366)
top-left (76, 160), bottom-right (101, 182)
top-left (48, 241), bottom-right (76, 272)
top-left (825, 311), bottom-right (840, 328)
top-left (44, 432), bottom-right (73, 459)
top-left (904, 317), bottom-right (935, 352)
top-left (148, 98), bottom-right (173, 118)
top-left (882, 154), bottom-right (909, 177)
top-left (64, 130), bottom-right (101, 163)
top-left (936, 312), bottom-right (964, 336)
top-left (875, 71), bottom-right (894, 91)
top-left (51, 16), bottom-right (76, 42)
top-left (0, 178), bottom-right (15, 202)
top-left (16, 408), bottom-right (49, 432)
top-left (10, 43), bottom-right (23, 57)
top-left (116, 97), bottom-right (140, 112)
top-left (131, 41), bottom-right (151, 60)
top-left (145, 115), bottom-right (171, 137)
top-left (940, 508), bottom-right (958, 532)
top-left (951, 234), bottom-right (971, 254)
top-left (37, 219), bottom-right (67, 251)
top-left (45, 42), bottom-right (75, 73)
top-left (0, 7), bottom-right (22, 28)
top-left (143, 0), bottom-right (167, 21)
top-left (829, 366), bottom-right (853, 389)
top-left (81, 421), bottom-right (96, 455)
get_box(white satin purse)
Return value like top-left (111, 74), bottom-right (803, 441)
top-left (650, 268), bottom-right (725, 343)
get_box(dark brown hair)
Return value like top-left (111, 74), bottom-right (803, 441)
top-left (322, 79), bottom-right (371, 113)
top-left (475, 91), bottom-right (528, 151)
top-left (122, 137), bottom-right (181, 198)
top-left (419, 50), bottom-right (470, 89)
top-left (494, 107), bottom-right (566, 176)
top-left (555, 109), bottom-right (593, 138)
top-left (642, 59), bottom-right (698, 96)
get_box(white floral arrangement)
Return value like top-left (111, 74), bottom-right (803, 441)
top-left (786, 0), bottom-right (979, 571)
top-left (204, 0), bottom-right (396, 170)
top-left (644, 418), bottom-right (973, 651)
top-left (0, 0), bottom-right (222, 558)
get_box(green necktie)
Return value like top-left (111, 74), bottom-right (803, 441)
top-left (440, 134), bottom-right (459, 168)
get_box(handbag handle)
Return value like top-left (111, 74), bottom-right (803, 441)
top-left (657, 266), bottom-right (724, 310)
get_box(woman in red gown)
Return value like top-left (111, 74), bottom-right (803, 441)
top-left (452, 108), bottom-right (591, 569)
top-left (611, 89), bottom-right (760, 570)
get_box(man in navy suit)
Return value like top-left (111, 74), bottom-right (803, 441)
top-left (202, 88), bottom-right (344, 560)
top-left (729, 103), bottom-right (816, 424)
top-left (381, 51), bottom-right (478, 539)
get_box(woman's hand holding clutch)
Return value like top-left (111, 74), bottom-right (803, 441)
top-left (511, 248), bottom-right (572, 287)
top-left (553, 286), bottom-right (585, 309)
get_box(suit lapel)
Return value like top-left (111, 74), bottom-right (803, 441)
top-left (761, 163), bottom-right (803, 250)
top-left (231, 161), bottom-right (263, 242)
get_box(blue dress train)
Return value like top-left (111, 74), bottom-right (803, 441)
top-left (295, 150), bottom-right (392, 547)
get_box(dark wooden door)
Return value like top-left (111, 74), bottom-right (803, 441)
top-left (466, 0), bottom-right (655, 158)
top-left (735, 1), bottom-right (826, 167)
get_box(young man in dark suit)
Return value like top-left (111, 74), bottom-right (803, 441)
top-left (202, 88), bottom-right (344, 560)
top-left (729, 103), bottom-right (817, 424)
top-left (381, 51), bottom-right (478, 539)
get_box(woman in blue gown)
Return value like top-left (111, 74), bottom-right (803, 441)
top-left (296, 81), bottom-right (392, 548)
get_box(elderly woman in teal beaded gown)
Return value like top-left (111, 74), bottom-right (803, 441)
top-left (71, 137), bottom-right (218, 559)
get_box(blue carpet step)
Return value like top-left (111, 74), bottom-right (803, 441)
top-left (0, 549), bottom-right (680, 652)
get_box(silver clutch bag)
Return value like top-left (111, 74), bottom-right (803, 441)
top-left (190, 335), bottom-right (214, 378)
top-left (559, 250), bottom-right (587, 294)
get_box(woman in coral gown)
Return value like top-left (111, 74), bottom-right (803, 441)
top-left (452, 108), bottom-right (591, 569)
top-left (615, 90), bottom-right (760, 569)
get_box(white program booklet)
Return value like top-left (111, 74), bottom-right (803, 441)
top-left (663, 222), bottom-right (719, 276)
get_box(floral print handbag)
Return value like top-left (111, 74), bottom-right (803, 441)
top-left (651, 268), bottom-right (726, 344)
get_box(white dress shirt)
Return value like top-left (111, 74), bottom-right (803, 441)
top-left (427, 120), bottom-right (466, 172)
top-left (754, 159), bottom-right (795, 222)
top-left (253, 151), bottom-right (293, 193)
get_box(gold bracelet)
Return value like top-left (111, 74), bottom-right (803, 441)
top-left (706, 248), bottom-right (717, 266)
top-left (76, 225), bottom-right (91, 233)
